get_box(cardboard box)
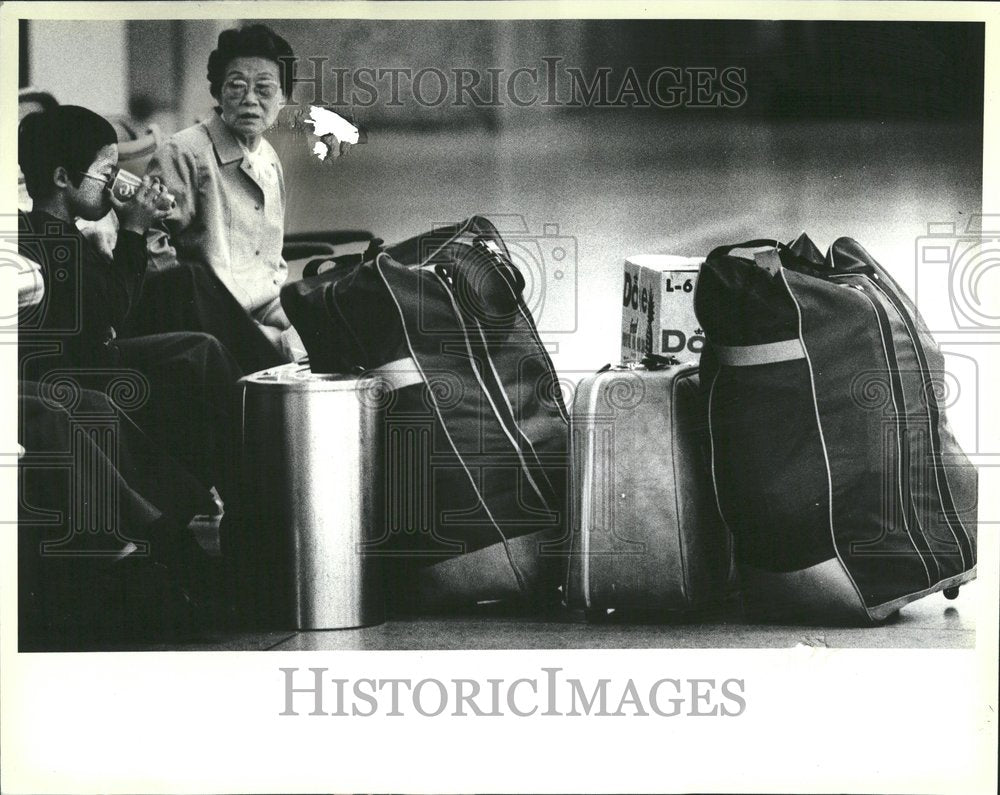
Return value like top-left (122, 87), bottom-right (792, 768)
top-left (620, 255), bottom-right (705, 364)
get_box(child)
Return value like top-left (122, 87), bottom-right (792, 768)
top-left (19, 105), bottom-right (174, 372)
top-left (18, 105), bottom-right (244, 638)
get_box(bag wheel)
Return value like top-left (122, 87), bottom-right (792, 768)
top-left (943, 586), bottom-right (960, 600)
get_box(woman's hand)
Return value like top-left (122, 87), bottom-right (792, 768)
top-left (110, 176), bottom-right (174, 235)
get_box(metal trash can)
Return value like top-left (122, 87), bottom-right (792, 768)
top-left (239, 363), bottom-right (385, 629)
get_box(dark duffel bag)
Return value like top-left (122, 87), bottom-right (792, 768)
top-left (695, 235), bottom-right (977, 623)
top-left (280, 216), bottom-right (569, 608)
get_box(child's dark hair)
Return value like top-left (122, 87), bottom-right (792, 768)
top-left (19, 106), bottom-right (117, 201)
top-left (206, 24), bottom-right (295, 100)
top-left (18, 88), bottom-right (59, 114)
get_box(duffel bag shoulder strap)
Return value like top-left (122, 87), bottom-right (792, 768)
top-left (386, 219), bottom-right (475, 268)
top-left (707, 239), bottom-right (785, 260)
top-left (410, 230), bottom-right (527, 326)
top-left (371, 250), bottom-right (531, 593)
top-left (395, 215), bottom-right (511, 270)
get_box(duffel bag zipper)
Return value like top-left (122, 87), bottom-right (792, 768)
top-left (857, 272), bottom-right (973, 570)
top-left (828, 274), bottom-right (937, 584)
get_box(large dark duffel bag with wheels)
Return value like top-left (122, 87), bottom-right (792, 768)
top-left (695, 235), bottom-right (977, 623)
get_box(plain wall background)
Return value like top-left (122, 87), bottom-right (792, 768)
top-left (17, 19), bottom-right (988, 429)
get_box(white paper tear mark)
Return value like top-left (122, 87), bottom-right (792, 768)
top-left (304, 105), bottom-right (360, 160)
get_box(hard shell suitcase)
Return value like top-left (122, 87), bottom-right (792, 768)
top-left (567, 361), bottom-right (731, 612)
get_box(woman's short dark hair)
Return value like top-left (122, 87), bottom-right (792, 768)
top-left (19, 105), bottom-right (117, 200)
top-left (207, 24), bottom-right (295, 100)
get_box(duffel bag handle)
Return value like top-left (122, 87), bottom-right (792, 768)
top-left (473, 235), bottom-right (526, 296)
top-left (707, 239), bottom-right (786, 260)
top-left (431, 236), bottom-right (526, 326)
top-left (303, 255), bottom-right (354, 279)
top-left (302, 238), bottom-right (385, 278)
top-left (706, 238), bottom-right (828, 276)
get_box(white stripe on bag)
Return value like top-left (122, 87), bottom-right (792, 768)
top-left (470, 317), bottom-right (559, 498)
top-left (374, 253), bottom-right (528, 593)
top-left (849, 282), bottom-right (934, 584)
top-left (714, 338), bottom-right (805, 366)
top-left (780, 269), bottom-right (871, 616)
top-left (427, 267), bottom-right (554, 514)
top-left (417, 217), bottom-right (570, 427)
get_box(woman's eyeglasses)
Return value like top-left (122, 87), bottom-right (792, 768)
top-left (222, 79), bottom-right (281, 101)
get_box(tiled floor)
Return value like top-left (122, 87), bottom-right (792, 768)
top-left (21, 583), bottom-right (975, 653)
top-left (268, 589), bottom-right (976, 651)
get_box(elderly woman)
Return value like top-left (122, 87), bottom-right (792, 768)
top-left (138, 24), bottom-right (304, 369)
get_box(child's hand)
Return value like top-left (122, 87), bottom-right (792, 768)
top-left (110, 176), bottom-right (173, 235)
